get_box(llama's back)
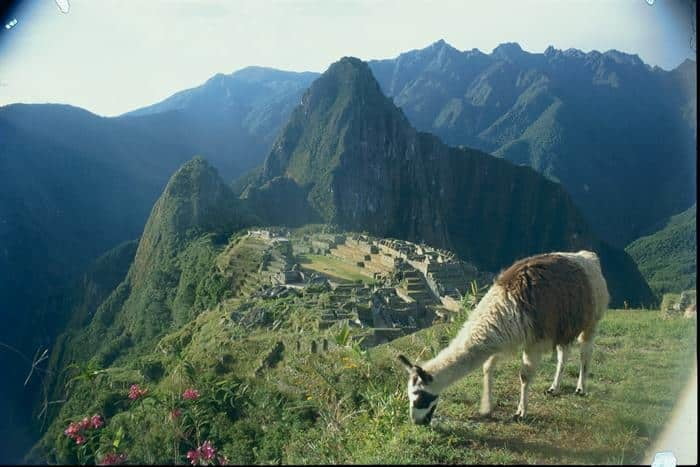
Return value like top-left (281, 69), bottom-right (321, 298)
top-left (555, 250), bottom-right (610, 322)
top-left (491, 251), bottom-right (607, 346)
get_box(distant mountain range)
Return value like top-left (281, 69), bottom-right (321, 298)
top-left (368, 40), bottom-right (696, 247)
top-left (129, 40), bottom-right (698, 248)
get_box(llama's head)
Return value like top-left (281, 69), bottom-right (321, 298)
top-left (397, 354), bottom-right (439, 425)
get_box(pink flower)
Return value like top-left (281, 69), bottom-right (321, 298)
top-left (199, 440), bottom-right (216, 460)
top-left (98, 452), bottom-right (127, 465)
top-left (75, 435), bottom-right (86, 445)
top-left (169, 408), bottom-right (182, 420)
top-left (187, 441), bottom-right (219, 465)
top-left (90, 414), bottom-right (104, 429)
top-left (79, 417), bottom-right (91, 431)
top-left (182, 388), bottom-right (200, 400)
top-left (64, 422), bottom-right (80, 437)
top-left (186, 449), bottom-right (200, 465)
top-left (128, 384), bottom-right (147, 400)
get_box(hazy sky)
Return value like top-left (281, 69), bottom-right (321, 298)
top-left (0, 0), bottom-right (695, 116)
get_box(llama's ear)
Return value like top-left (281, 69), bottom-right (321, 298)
top-left (414, 365), bottom-right (434, 384)
top-left (397, 354), bottom-right (413, 372)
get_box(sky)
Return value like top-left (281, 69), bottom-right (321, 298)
top-left (0, 0), bottom-right (696, 116)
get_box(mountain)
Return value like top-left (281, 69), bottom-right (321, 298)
top-left (34, 159), bottom-right (265, 457)
top-left (56, 157), bottom-right (254, 364)
top-left (122, 67), bottom-right (319, 177)
top-left (0, 69), bottom-right (316, 463)
top-left (368, 40), bottom-right (697, 247)
top-left (244, 56), bottom-right (654, 307)
top-left (0, 104), bottom-right (174, 402)
top-left (626, 205), bottom-right (697, 297)
top-left (34, 158), bottom-right (254, 434)
top-left (0, 67), bottom-right (314, 365)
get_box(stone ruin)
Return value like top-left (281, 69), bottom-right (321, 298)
top-left (661, 289), bottom-right (697, 318)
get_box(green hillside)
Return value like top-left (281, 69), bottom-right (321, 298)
top-left (30, 304), bottom-right (696, 464)
top-left (39, 158), bottom-right (257, 416)
top-left (626, 205), bottom-right (696, 297)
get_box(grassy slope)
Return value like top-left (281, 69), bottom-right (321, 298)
top-left (298, 253), bottom-right (373, 283)
top-left (280, 310), bottom-right (697, 464)
top-left (33, 307), bottom-right (696, 464)
top-left (626, 205), bottom-right (696, 297)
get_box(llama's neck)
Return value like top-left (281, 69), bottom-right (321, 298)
top-left (421, 337), bottom-right (494, 394)
top-left (421, 292), bottom-right (511, 394)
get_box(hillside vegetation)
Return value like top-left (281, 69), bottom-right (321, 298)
top-left (626, 205), bottom-right (696, 297)
top-left (30, 307), bottom-right (696, 464)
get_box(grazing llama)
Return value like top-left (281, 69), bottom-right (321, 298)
top-left (398, 250), bottom-right (609, 425)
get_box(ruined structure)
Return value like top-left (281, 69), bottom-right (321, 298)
top-left (234, 229), bottom-right (493, 353)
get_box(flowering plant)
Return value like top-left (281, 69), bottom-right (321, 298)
top-left (63, 414), bottom-right (104, 445)
top-left (97, 452), bottom-right (127, 465)
top-left (182, 388), bottom-right (201, 400)
top-left (186, 440), bottom-right (229, 465)
top-left (128, 384), bottom-right (148, 400)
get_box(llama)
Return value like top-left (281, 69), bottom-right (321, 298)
top-left (398, 250), bottom-right (609, 425)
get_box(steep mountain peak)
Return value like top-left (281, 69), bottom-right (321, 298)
top-left (327, 56), bottom-right (379, 77)
top-left (428, 38), bottom-right (459, 52)
top-left (263, 56), bottom-right (407, 184)
top-left (300, 56), bottom-right (396, 116)
top-left (543, 45), bottom-right (601, 62)
top-left (132, 156), bottom-right (253, 281)
top-left (602, 49), bottom-right (644, 66)
top-left (492, 42), bottom-right (524, 59)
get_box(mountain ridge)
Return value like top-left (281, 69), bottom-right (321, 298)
top-left (367, 40), bottom-right (696, 247)
top-left (246, 56), bottom-right (654, 307)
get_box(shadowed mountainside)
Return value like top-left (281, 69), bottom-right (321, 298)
top-left (368, 40), bottom-right (696, 247)
top-left (243, 57), bottom-right (654, 307)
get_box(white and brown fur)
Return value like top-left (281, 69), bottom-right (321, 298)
top-left (398, 250), bottom-right (609, 424)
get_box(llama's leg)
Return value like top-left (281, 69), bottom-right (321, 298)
top-left (575, 331), bottom-right (595, 396)
top-left (480, 354), bottom-right (498, 416)
top-left (515, 347), bottom-right (542, 419)
top-left (546, 344), bottom-right (569, 395)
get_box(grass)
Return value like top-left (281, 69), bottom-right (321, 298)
top-left (281, 309), bottom-right (697, 464)
top-left (34, 306), bottom-right (697, 465)
top-left (297, 253), bottom-right (373, 283)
